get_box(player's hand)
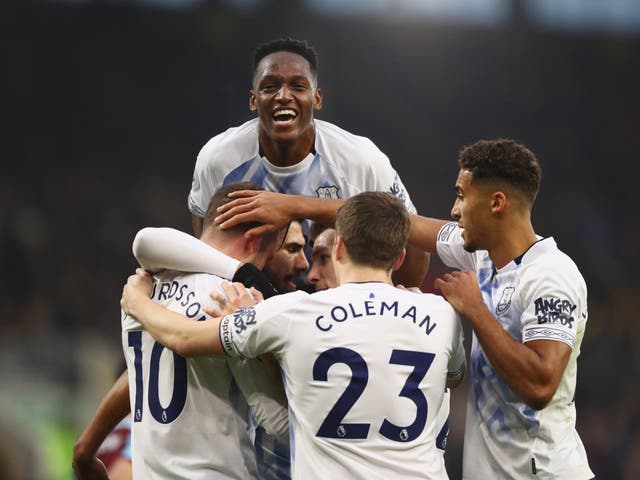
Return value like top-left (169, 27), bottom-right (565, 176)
top-left (434, 270), bottom-right (485, 317)
top-left (215, 190), bottom-right (296, 238)
top-left (72, 454), bottom-right (110, 480)
top-left (121, 268), bottom-right (153, 315)
top-left (205, 281), bottom-right (263, 317)
top-left (395, 284), bottom-right (423, 293)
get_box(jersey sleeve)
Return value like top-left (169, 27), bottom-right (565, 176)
top-left (133, 227), bottom-right (240, 279)
top-left (363, 145), bottom-right (417, 214)
top-left (380, 167), bottom-right (417, 214)
top-left (227, 356), bottom-right (289, 443)
top-left (447, 312), bottom-right (466, 382)
top-left (219, 292), bottom-right (305, 359)
top-left (188, 139), bottom-right (220, 218)
top-left (520, 266), bottom-right (586, 349)
top-left (435, 222), bottom-right (477, 271)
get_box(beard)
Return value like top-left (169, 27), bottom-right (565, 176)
top-left (463, 239), bottom-right (478, 253)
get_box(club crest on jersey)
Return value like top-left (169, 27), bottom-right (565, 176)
top-left (496, 286), bottom-right (515, 314)
top-left (316, 185), bottom-right (340, 199)
top-left (388, 173), bottom-right (407, 202)
top-left (232, 307), bottom-right (257, 334)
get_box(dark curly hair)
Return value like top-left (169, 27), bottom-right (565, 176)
top-left (459, 139), bottom-right (542, 204)
top-left (253, 37), bottom-right (318, 80)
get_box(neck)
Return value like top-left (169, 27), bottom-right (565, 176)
top-left (200, 230), bottom-right (245, 262)
top-left (258, 124), bottom-right (315, 167)
top-left (336, 263), bottom-right (393, 286)
top-left (487, 217), bottom-right (538, 269)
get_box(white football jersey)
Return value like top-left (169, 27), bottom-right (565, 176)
top-left (436, 223), bottom-right (594, 479)
top-left (435, 388), bottom-right (451, 454)
top-left (227, 356), bottom-right (292, 480)
top-left (122, 271), bottom-right (259, 480)
top-left (188, 118), bottom-right (416, 218)
top-left (219, 282), bottom-right (465, 480)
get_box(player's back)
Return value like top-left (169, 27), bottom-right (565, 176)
top-left (122, 271), bottom-right (257, 480)
top-left (277, 282), bottom-right (465, 479)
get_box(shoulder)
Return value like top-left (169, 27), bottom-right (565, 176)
top-left (314, 119), bottom-right (389, 165)
top-left (196, 118), bottom-right (259, 167)
top-left (520, 239), bottom-right (586, 298)
top-left (159, 271), bottom-right (224, 295)
top-left (417, 291), bottom-right (460, 318)
top-left (419, 291), bottom-right (457, 308)
top-left (148, 272), bottom-right (224, 318)
top-left (257, 290), bottom-right (311, 315)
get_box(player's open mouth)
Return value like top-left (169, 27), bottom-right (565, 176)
top-left (273, 109), bottom-right (297, 124)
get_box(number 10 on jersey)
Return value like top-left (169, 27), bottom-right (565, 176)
top-left (128, 331), bottom-right (189, 424)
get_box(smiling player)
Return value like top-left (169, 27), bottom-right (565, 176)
top-left (188, 37), bottom-right (428, 287)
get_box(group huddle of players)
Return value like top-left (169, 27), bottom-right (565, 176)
top-left (73, 37), bottom-right (595, 480)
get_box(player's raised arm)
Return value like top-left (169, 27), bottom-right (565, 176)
top-left (133, 227), bottom-right (240, 278)
top-left (121, 269), bottom-right (265, 358)
top-left (216, 190), bottom-right (433, 287)
top-left (407, 213), bottom-right (450, 254)
top-left (217, 190), bottom-right (450, 253)
top-left (392, 243), bottom-right (429, 288)
top-left (215, 190), bottom-right (343, 237)
top-left (120, 269), bottom-right (224, 357)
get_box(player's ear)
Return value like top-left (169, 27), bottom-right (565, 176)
top-left (245, 235), bottom-right (260, 254)
top-left (391, 248), bottom-right (406, 272)
top-left (333, 235), bottom-right (345, 262)
top-left (313, 87), bottom-right (323, 111)
top-left (491, 191), bottom-right (507, 214)
top-left (249, 90), bottom-right (257, 111)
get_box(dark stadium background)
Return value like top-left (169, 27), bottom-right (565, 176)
top-left (2, 1), bottom-right (639, 478)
